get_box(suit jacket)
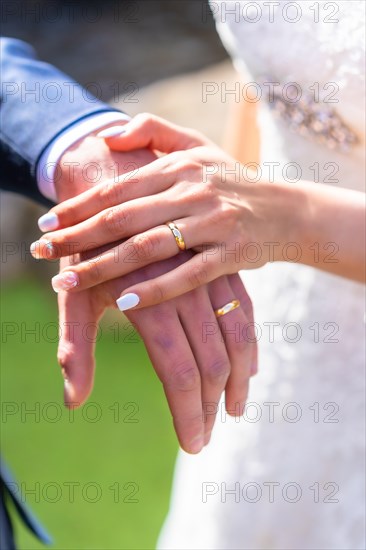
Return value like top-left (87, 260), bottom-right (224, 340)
top-left (0, 36), bottom-right (125, 548)
top-left (0, 37), bottom-right (121, 205)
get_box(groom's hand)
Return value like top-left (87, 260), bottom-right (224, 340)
top-left (55, 130), bottom-right (156, 197)
top-left (53, 134), bottom-right (257, 453)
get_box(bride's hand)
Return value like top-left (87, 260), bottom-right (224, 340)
top-left (32, 114), bottom-right (295, 309)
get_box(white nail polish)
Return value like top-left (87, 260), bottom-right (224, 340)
top-left (97, 126), bottom-right (126, 138)
top-left (52, 271), bottom-right (79, 293)
top-left (30, 239), bottom-right (55, 259)
top-left (38, 212), bottom-right (59, 232)
top-left (30, 241), bottom-right (40, 258)
top-left (116, 293), bottom-right (140, 311)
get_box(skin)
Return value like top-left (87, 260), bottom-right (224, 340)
top-left (53, 130), bottom-right (257, 454)
top-left (35, 114), bottom-right (365, 312)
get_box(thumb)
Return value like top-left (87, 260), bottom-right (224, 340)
top-left (98, 113), bottom-right (208, 154)
top-left (57, 288), bottom-right (98, 408)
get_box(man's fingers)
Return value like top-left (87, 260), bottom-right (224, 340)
top-left (101, 251), bottom-right (206, 454)
top-left (126, 302), bottom-right (205, 454)
top-left (228, 273), bottom-right (258, 376)
top-left (176, 286), bottom-right (231, 445)
top-left (99, 112), bottom-right (208, 154)
top-left (209, 275), bottom-right (253, 417)
top-left (57, 287), bottom-right (98, 408)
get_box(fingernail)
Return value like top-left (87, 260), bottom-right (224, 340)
top-left (116, 293), bottom-right (140, 311)
top-left (38, 212), bottom-right (59, 232)
top-left (189, 435), bottom-right (204, 454)
top-left (30, 239), bottom-right (55, 259)
top-left (97, 126), bottom-right (126, 138)
top-left (52, 271), bottom-right (79, 293)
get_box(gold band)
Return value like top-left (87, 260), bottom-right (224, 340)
top-left (166, 221), bottom-right (186, 251)
top-left (215, 299), bottom-right (240, 318)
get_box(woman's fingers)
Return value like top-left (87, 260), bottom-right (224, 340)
top-left (115, 253), bottom-right (225, 311)
top-left (50, 226), bottom-right (178, 292)
top-left (33, 191), bottom-right (187, 260)
top-left (38, 218), bottom-right (216, 293)
top-left (98, 112), bottom-right (208, 154)
top-left (37, 153), bottom-right (178, 233)
top-left (176, 285), bottom-right (231, 445)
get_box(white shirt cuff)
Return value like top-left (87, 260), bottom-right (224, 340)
top-left (36, 112), bottom-right (131, 202)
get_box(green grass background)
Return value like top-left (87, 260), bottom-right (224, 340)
top-left (1, 277), bottom-right (178, 549)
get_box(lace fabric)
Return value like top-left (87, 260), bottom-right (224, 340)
top-left (158, 3), bottom-right (366, 549)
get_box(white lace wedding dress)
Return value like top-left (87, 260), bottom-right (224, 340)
top-left (158, 2), bottom-right (365, 549)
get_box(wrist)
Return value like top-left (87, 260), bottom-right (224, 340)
top-left (38, 114), bottom-right (131, 202)
top-left (250, 178), bottom-right (307, 264)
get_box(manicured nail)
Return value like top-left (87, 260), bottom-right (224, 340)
top-left (38, 212), bottom-right (59, 232)
top-left (30, 239), bottom-right (55, 259)
top-left (116, 293), bottom-right (140, 311)
top-left (51, 271), bottom-right (79, 293)
top-left (97, 126), bottom-right (126, 138)
top-left (189, 435), bottom-right (204, 454)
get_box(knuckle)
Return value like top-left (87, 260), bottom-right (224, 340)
top-left (180, 158), bottom-right (202, 177)
top-left (204, 358), bottom-right (230, 385)
top-left (197, 181), bottom-right (219, 207)
top-left (132, 232), bottom-right (160, 261)
top-left (210, 203), bottom-right (242, 237)
top-left (149, 279), bottom-right (166, 304)
top-left (217, 202), bottom-right (238, 224)
top-left (187, 264), bottom-right (209, 288)
top-left (230, 335), bottom-right (250, 357)
top-left (167, 151), bottom-right (200, 177)
top-left (135, 112), bottom-right (154, 129)
top-left (100, 181), bottom-right (123, 208)
top-left (57, 344), bottom-right (73, 376)
top-left (102, 206), bottom-right (131, 236)
top-left (84, 257), bottom-right (103, 284)
top-left (202, 178), bottom-right (216, 196)
top-left (169, 361), bottom-right (200, 392)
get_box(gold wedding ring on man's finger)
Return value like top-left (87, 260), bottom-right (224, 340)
top-left (215, 299), bottom-right (240, 318)
top-left (166, 221), bottom-right (186, 251)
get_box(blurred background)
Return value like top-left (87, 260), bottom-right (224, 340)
top-left (1, 1), bottom-right (240, 548)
